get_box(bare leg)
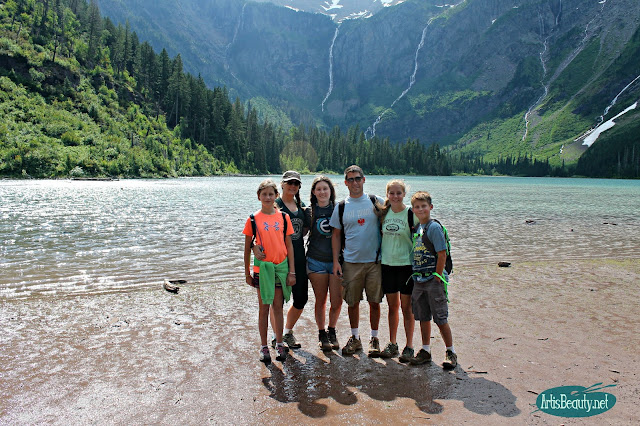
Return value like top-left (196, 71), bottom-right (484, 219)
top-left (348, 303), bottom-right (360, 329)
top-left (419, 320), bottom-right (432, 346)
top-left (369, 301), bottom-right (381, 331)
top-left (386, 292), bottom-right (400, 343)
top-left (285, 306), bottom-right (303, 330)
top-left (310, 272), bottom-right (329, 330)
top-left (400, 293), bottom-right (415, 348)
top-left (257, 289), bottom-right (270, 346)
top-left (437, 322), bottom-right (453, 348)
top-left (328, 273), bottom-right (343, 328)
top-left (271, 288), bottom-right (285, 343)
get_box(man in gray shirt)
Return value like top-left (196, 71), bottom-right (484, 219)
top-left (330, 165), bottom-right (384, 356)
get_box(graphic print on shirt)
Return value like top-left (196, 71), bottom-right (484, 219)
top-left (263, 221), bottom-right (281, 232)
top-left (316, 217), bottom-right (331, 236)
top-left (412, 225), bottom-right (436, 274)
top-left (290, 217), bottom-right (304, 240)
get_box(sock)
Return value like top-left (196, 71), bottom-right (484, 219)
top-left (261, 345), bottom-right (268, 351)
top-left (370, 329), bottom-right (378, 338)
top-left (351, 328), bottom-right (359, 339)
top-left (328, 326), bottom-right (336, 332)
top-left (446, 345), bottom-right (455, 354)
top-left (422, 345), bottom-right (431, 353)
top-left (284, 328), bottom-right (291, 335)
top-left (276, 342), bottom-right (284, 347)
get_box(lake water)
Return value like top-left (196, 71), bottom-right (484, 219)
top-left (1, 176), bottom-right (638, 299)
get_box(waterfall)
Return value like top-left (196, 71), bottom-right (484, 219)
top-left (599, 74), bottom-right (640, 123)
top-left (225, 2), bottom-right (247, 66)
top-left (522, 36), bottom-right (550, 141)
top-left (365, 16), bottom-right (436, 139)
top-left (321, 26), bottom-right (340, 112)
top-left (364, 1), bottom-right (465, 139)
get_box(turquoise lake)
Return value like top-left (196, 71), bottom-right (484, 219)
top-left (1, 176), bottom-right (638, 298)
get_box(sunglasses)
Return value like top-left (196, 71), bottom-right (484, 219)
top-left (346, 176), bottom-right (363, 183)
top-left (286, 181), bottom-right (301, 187)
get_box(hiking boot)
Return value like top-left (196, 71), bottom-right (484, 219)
top-left (443, 350), bottom-right (457, 370)
top-left (398, 346), bottom-right (415, 363)
top-left (275, 345), bottom-right (288, 362)
top-left (409, 349), bottom-right (432, 365)
top-left (271, 338), bottom-right (290, 352)
top-left (283, 331), bottom-right (301, 349)
top-left (368, 337), bottom-right (381, 358)
top-left (259, 347), bottom-right (271, 363)
top-left (327, 328), bottom-right (339, 349)
top-left (341, 335), bottom-right (362, 355)
top-left (318, 330), bottom-right (332, 352)
top-left (379, 342), bottom-right (399, 359)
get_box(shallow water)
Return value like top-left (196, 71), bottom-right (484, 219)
top-left (1, 176), bottom-right (638, 298)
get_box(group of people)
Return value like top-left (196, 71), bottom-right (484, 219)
top-left (242, 165), bottom-right (457, 369)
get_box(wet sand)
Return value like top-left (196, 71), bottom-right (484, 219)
top-left (1, 258), bottom-right (638, 425)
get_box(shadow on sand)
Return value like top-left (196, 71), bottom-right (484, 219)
top-left (262, 348), bottom-right (520, 419)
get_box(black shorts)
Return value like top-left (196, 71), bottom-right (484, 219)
top-left (251, 273), bottom-right (282, 289)
top-left (381, 264), bottom-right (414, 295)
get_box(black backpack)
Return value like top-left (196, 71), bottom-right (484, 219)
top-left (418, 218), bottom-right (453, 274)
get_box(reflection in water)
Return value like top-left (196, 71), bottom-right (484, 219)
top-left (1, 176), bottom-right (639, 298)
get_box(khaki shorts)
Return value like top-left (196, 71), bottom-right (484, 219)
top-left (341, 262), bottom-right (383, 307)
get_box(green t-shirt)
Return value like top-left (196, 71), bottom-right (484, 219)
top-left (381, 207), bottom-right (415, 266)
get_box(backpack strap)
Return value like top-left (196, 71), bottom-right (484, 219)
top-left (421, 219), bottom-right (435, 254)
top-left (407, 207), bottom-right (414, 236)
top-left (249, 214), bottom-right (257, 248)
top-left (338, 200), bottom-right (346, 251)
top-left (281, 211), bottom-right (288, 241)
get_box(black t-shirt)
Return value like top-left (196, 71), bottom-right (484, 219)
top-left (306, 203), bottom-right (334, 263)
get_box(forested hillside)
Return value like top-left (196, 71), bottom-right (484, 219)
top-left (0, 0), bottom-right (460, 178)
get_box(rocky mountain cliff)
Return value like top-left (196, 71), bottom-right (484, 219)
top-left (96, 0), bottom-right (640, 166)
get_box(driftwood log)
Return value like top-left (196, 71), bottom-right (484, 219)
top-left (498, 262), bottom-right (511, 267)
top-left (163, 279), bottom-right (187, 293)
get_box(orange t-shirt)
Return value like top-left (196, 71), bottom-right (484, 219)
top-left (243, 210), bottom-right (294, 273)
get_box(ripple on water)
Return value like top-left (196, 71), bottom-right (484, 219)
top-left (0, 176), bottom-right (638, 298)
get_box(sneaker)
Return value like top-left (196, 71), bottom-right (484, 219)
top-left (379, 342), bottom-right (399, 359)
top-left (283, 331), bottom-right (301, 349)
top-left (341, 335), bottom-right (362, 355)
top-left (398, 346), bottom-right (415, 363)
top-left (271, 338), bottom-right (290, 352)
top-left (409, 349), bottom-right (432, 365)
top-left (327, 328), bottom-right (339, 350)
top-left (443, 350), bottom-right (457, 369)
top-left (368, 337), bottom-right (381, 358)
top-left (275, 345), bottom-right (288, 361)
top-left (318, 330), bottom-right (332, 352)
top-left (259, 347), bottom-right (271, 363)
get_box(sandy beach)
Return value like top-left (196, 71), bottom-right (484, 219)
top-left (1, 258), bottom-right (638, 425)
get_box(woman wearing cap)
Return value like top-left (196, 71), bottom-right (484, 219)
top-left (274, 170), bottom-right (310, 349)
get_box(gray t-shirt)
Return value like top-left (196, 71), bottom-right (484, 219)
top-left (412, 221), bottom-right (449, 282)
top-left (306, 204), bottom-right (334, 262)
top-left (329, 193), bottom-right (384, 263)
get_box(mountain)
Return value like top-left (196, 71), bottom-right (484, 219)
top-left (93, 0), bottom-right (640, 171)
top-left (253, 0), bottom-right (407, 21)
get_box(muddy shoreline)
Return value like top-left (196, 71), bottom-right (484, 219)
top-left (1, 259), bottom-right (638, 424)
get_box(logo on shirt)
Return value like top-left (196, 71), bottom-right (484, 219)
top-left (263, 221), bottom-right (281, 231)
top-left (357, 218), bottom-right (365, 226)
top-left (317, 218), bottom-right (331, 236)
